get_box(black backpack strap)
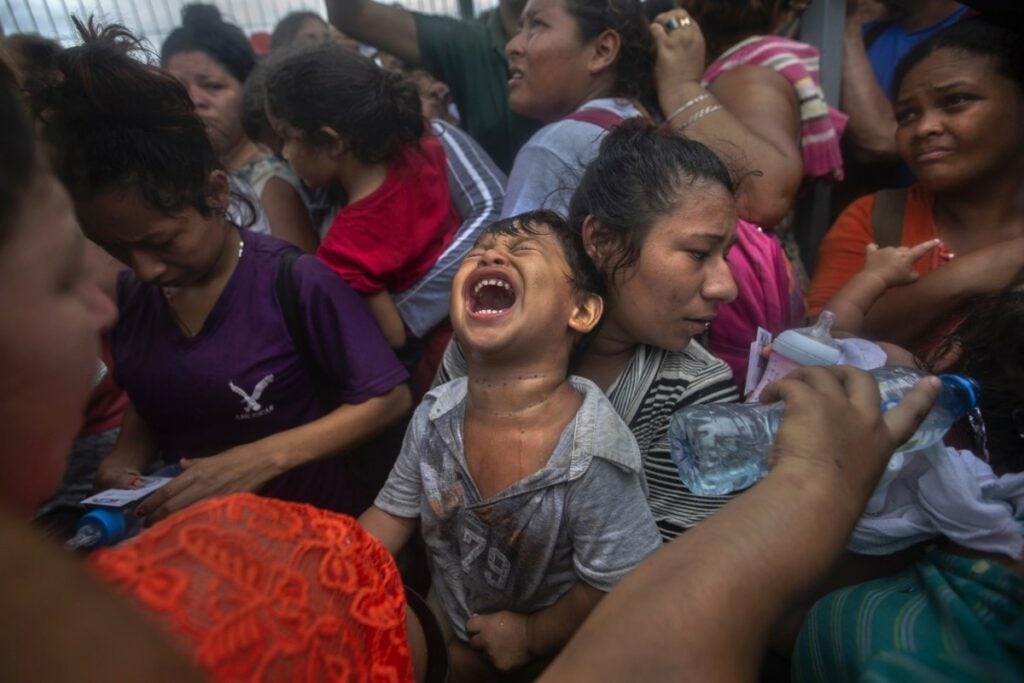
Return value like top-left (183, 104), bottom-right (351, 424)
top-left (275, 250), bottom-right (303, 345)
top-left (275, 250), bottom-right (336, 410)
top-left (871, 187), bottom-right (909, 248)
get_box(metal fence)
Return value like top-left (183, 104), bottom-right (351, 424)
top-left (1, 0), bottom-right (497, 47)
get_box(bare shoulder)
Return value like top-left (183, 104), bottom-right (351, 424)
top-left (709, 64), bottom-right (796, 105)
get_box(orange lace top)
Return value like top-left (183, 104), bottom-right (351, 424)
top-left (90, 493), bottom-right (414, 682)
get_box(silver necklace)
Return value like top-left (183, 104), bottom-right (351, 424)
top-left (161, 237), bottom-right (244, 333)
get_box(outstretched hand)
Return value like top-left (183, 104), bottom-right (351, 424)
top-left (761, 365), bottom-right (939, 510)
top-left (135, 444), bottom-right (284, 524)
top-left (861, 238), bottom-right (940, 288)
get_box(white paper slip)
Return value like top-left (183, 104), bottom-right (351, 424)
top-left (81, 476), bottom-right (174, 508)
top-left (744, 327), bottom-right (773, 397)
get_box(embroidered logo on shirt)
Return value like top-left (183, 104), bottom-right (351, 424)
top-left (229, 375), bottom-right (275, 419)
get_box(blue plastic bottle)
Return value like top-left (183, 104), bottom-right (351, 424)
top-left (669, 366), bottom-right (980, 497)
top-left (64, 463), bottom-right (182, 551)
top-left (64, 506), bottom-right (140, 551)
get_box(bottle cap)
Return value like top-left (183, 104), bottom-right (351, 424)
top-left (938, 374), bottom-right (981, 415)
top-left (78, 507), bottom-right (127, 546)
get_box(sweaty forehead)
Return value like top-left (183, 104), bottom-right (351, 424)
top-left (477, 222), bottom-right (561, 250)
top-left (901, 49), bottom-right (997, 93)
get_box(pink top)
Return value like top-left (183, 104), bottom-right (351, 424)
top-left (709, 219), bottom-right (806, 388)
top-left (702, 35), bottom-right (848, 182)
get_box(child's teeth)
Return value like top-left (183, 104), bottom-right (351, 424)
top-left (472, 278), bottom-right (513, 295)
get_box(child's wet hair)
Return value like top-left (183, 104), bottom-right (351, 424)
top-left (480, 209), bottom-right (603, 307)
top-left (29, 19), bottom-right (229, 222)
top-left (925, 291), bottom-right (1024, 475)
top-left (263, 44), bottom-right (425, 164)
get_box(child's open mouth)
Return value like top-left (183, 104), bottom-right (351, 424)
top-left (467, 273), bottom-right (517, 318)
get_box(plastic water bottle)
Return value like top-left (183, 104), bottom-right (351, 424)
top-left (669, 366), bottom-right (980, 497)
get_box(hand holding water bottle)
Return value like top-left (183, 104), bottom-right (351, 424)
top-left (673, 366), bottom-right (972, 496)
top-left (761, 366), bottom-right (941, 511)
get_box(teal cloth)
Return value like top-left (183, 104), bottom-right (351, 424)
top-left (793, 549), bottom-right (1024, 683)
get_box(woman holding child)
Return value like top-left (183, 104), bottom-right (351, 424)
top-left (0, 57), bottom-right (949, 681)
top-left (366, 209), bottom-right (663, 680)
top-left (441, 122), bottom-right (743, 540)
top-left (809, 18), bottom-right (1024, 353)
top-left (263, 43), bottom-right (463, 395)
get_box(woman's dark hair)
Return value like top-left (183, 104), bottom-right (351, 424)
top-left (925, 291), bottom-right (1024, 476)
top-left (264, 44), bottom-right (424, 164)
top-left (160, 4), bottom-right (255, 83)
top-left (892, 17), bottom-right (1024, 97)
top-left (643, 0), bottom-right (788, 58)
top-left (565, 0), bottom-right (656, 105)
top-left (271, 11), bottom-right (326, 51)
top-left (31, 19), bottom-right (224, 221)
top-left (0, 81), bottom-right (36, 245)
top-left (567, 118), bottom-right (734, 294)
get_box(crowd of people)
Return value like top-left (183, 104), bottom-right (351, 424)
top-left (0, 0), bottom-right (1021, 681)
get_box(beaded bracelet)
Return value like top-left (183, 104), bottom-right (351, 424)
top-left (681, 104), bottom-right (723, 129)
top-left (664, 92), bottom-right (712, 127)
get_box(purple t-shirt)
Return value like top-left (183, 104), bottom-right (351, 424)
top-left (112, 230), bottom-right (408, 512)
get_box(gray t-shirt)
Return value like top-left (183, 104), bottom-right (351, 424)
top-left (501, 98), bottom-right (642, 219)
top-left (375, 375), bottom-right (662, 640)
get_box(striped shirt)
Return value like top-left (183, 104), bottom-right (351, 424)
top-left (394, 120), bottom-right (507, 338)
top-left (435, 340), bottom-right (739, 541)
